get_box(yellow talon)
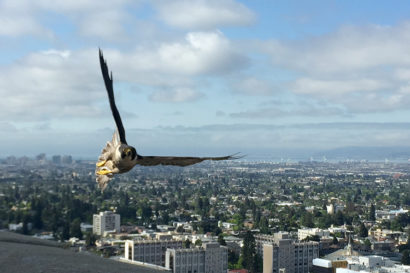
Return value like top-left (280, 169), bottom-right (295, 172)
top-left (97, 169), bottom-right (112, 175)
top-left (96, 160), bottom-right (107, 167)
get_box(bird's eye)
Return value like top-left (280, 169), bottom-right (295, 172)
top-left (121, 152), bottom-right (126, 158)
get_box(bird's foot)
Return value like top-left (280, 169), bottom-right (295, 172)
top-left (97, 169), bottom-right (112, 175)
top-left (96, 160), bottom-right (107, 167)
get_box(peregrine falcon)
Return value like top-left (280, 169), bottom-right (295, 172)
top-left (96, 49), bottom-right (241, 191)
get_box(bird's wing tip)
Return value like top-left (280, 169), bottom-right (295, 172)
top-left (228, 152), bottom-right (245, 160)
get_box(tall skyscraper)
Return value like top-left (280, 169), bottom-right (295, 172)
top-left (52, 155), bottom-right (61, 164)
top-left (62, 155), bottom-right (73, 164)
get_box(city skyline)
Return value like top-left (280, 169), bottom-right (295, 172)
top-left (1, 157), bottom-right (409, 271)
top-left (2, 1), bottom-right (410, 157)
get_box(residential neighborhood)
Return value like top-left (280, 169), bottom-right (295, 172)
top-left (0, 155), bottom-right (409, 272)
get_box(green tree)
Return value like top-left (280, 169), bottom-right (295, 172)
top-left (301, 212), bottom-right (314, 228)
top-left (318, 214), bottom-right (332, 229)
top-left (254, 254), bottom-right (263, 273)
top-left (369, 204), bottom-right (376, 221)
top-left (161, 213), bottom-right (170, 225)
top-left (334, 211), bottom-right (345, 226)
top-left (358, 223), bottom-right (368, 238)
top-left (22, 215), bottom-right (29, 235)
top-left (396, 213), bottom-right (410, 227)
top-left (213, 227), bottom-right (222, 236)
top-left (85, 232), bottom-right (97, 247)
top-left (195, 239), bottom-right (202, 246)
top-left (195, 197), bottom-right (203, 213)
top-left (176, 225), bottom-right (184, 233)
top-left (228, 250), bottom-right (239, 269)
top-left (305, 235), bottom-right (320, 242)
top-left (332, 234), bottom-right (338, 245)
top-left (259, 216), bottom-right (269, 234)
top-left (141, 205), bottom-right (152, 223)
top-left (402, 250), bottom-right (410, 265)
top-left (240, 231), bottom-right (258, 272)
top-left (218, 234), bottom-right (227, 246)
top-left (183, 239), bottom-right (191, 248)
top-left (70, 218), bottom-right (83, 239)
top-left (364, 239), bottom-right (371, 249)
top-left (32, 211), bottom-right (43, 230)
top-left (391, 220), bottom-right (402, 231)
top-left (61, 221), bottom-right (70, 240)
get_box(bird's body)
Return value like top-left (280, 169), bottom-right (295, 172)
top-left (96, 49), bottom-right (240, 191)
top-left (96, 131), bottom-right (138, 190)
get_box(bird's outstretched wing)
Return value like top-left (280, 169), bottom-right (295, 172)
top-left (99, 49), bottom-right (127, 144)
top-left (136, 154), bottom-right (242, 167)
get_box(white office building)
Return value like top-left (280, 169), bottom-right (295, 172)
top-left (298, 228), bottom-right (331, 241)
top-left (375, 208), bottom-right (408, 221)
top-left (92, 211), bottom-right (120, 236)
top-left (125, 239), bottom-right (183, 267)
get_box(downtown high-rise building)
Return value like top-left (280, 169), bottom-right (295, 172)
top-left (51, 155), bottom-right (61, 164)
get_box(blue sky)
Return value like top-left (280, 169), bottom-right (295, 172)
top-left (1, 0), bottom-right (410, 159)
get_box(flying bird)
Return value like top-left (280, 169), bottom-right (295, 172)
top-left (96, 49), bottom-right (241, 191)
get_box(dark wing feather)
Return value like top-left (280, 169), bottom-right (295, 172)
top-left (136, 154), bottom-right (242, 167)
top-left (99, 49), bottom-right (127, 144)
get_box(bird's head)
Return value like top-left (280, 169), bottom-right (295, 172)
top-left (121, 146), bottom-right (137, 160)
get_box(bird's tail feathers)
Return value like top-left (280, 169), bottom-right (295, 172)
top-left (96, 173), bottom-right (112, 192)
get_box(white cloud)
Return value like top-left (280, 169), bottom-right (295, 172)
top-left (0, 30), bottom-right (247, 121)
top-left (231, 76), bottom-right (275, 96)
top-left (35, 0), bottom-right (130, 12)
top-left (216, 110), bottom-right (226, 117)
top-left (0, 0), bottom-right (253, 41)
top-left (259, 22), bottom-right (410, 113)
top-left (292, 78), bottom-right (392, 96)
top-left (0, 15), bottom-right (48, 37)
top-left (0, 49), bottom-right (103, 121)
top-left (0, 0), bottom-right (135, 40)
top-left (99, 31), bottom-right (247, 80)
top-left (229, 105), bottom-right (346, 119)
top-left (0, 122), bottom-right (18, 133)
top-left (77, 9), bottom-right (130, 40)
top-left (155, 31), bottom-right (248, 75)
top-left (262, 23), bottom-right (410, 74)
top-left (153, 0), bottom-right (255, 30)
top-left (150, 87), bottom-right (204, 103)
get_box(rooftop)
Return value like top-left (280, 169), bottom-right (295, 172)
top-left (0, 230), bottom-right (164, 273)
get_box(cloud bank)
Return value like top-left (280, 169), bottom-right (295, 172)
top-left (259, 22), bottom-right (410, 113)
